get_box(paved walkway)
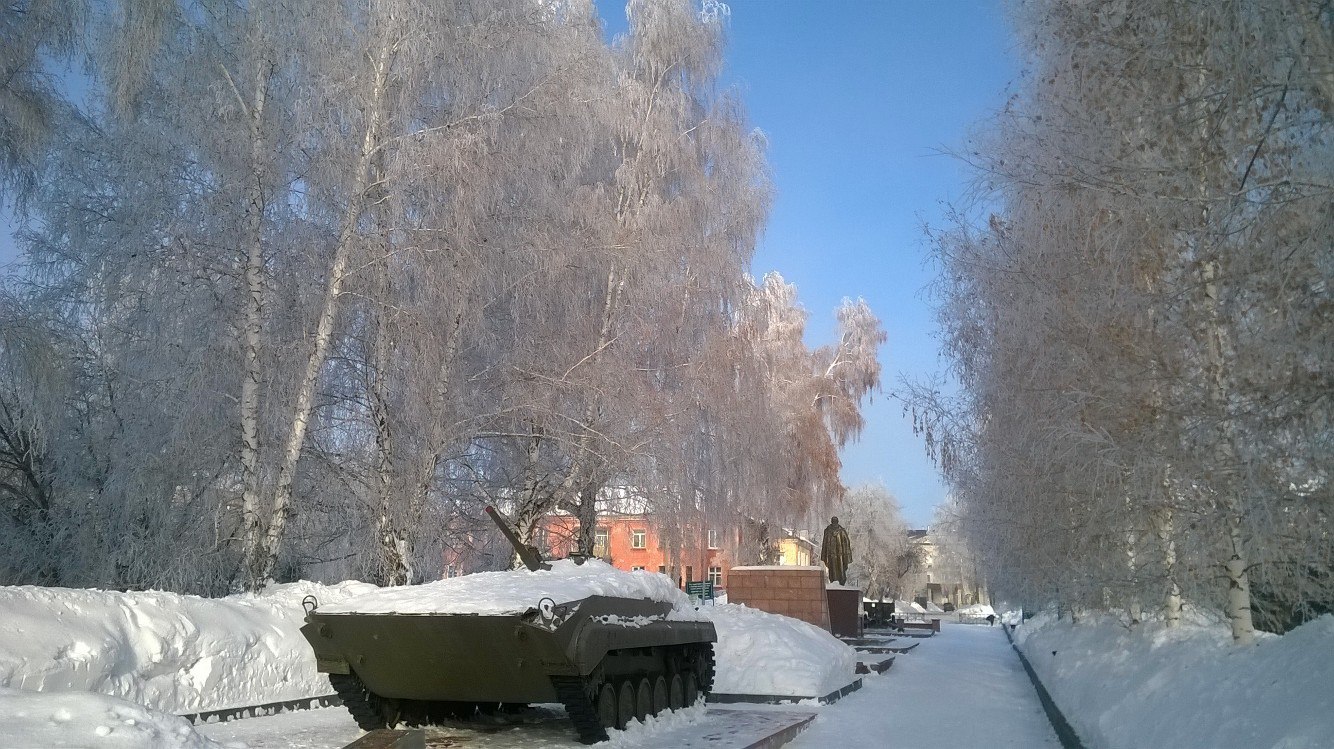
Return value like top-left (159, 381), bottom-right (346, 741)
top-left (785, 623), bottom-right (1061, 748)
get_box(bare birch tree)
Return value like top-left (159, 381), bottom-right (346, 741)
top-left (918, 0), bottom-right (1332, 638)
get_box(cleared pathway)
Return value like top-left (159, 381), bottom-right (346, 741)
top-left (785, 622), bottom-right (1061, 748)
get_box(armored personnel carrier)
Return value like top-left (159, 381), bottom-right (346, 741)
top-left (299, 507), bottom-right (717, 744)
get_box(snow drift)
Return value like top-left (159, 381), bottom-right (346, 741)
top-left (0, 687), bottom-right (222, 749)
top-left (1, 563), bottom-right (852, 723)
top-left (698, 603), bottom-right (858, 698)
top-left (1013, 610), bottom-right (1334, 749)
top-left (0, 580), bottom-right (375, 714)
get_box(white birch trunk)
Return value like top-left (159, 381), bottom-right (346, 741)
top-left (1125, 518), bottom-right (1142, 627)
top-left (410, 298), bottom-right (466, 522)
top-left (1225, 517), bottom-right (1255, 643)
top-left (371, 251), bottom-right (407, 586)
top-left (237, 60), bottom-right (269, 578)
top-left (246, 39), bottom-right (392, 590)
top-left (511, 434), bottom-right (548, 569)
top-left (562, 267), bottom-right (623, 554)
top-left (1151, 502), bottom-right (1183, 628)
top-left (1201, 257), bottom-right (1255, 644)
top-left (1187, 22), bottom-right (1255, 642)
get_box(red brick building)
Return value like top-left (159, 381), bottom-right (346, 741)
top-left (541, 513), bottom-right (740, 592)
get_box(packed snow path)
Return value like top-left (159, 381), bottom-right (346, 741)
top-left (785, 623), bottom-right (1061, 748)
top-left (196, 622), bottom-right (1059, 748)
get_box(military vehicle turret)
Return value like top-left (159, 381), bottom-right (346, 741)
top-left (299, 506), bottom-right (717, 744)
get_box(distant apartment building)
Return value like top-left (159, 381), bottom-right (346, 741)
top-left (775, 532), bottom-right (815, 567)
top-left (439, 489), bottom-right (813, 590)
top-left (541, 512), bottom-right (740, 591)
top-left (904, 528), bottom-right (988, 608)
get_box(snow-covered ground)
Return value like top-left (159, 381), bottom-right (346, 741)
top-left (196, 623), bottom-right (1054, 748)
top-left (1013, 610), bottom-right (1334, 749)
top-left (5, 569), bottom-right (1332, 749)
top-left (194, 622), bottom-right (1061, 748)
top-left (0, 566), bottom-right (857, 746)
top-left (0, 687), bottom-right (224, 749)
top-left (787, 623), bottom-right (1059, 748)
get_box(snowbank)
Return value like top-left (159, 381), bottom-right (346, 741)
top-left (700, 603), bottom-right (858, 698)
top-left (0, 687), bottom-right (221, 749)
top-left (955, 603), bottom-right (996, 619)
top-left (893, 599), bottom-right (926, 614)
top-left (1013, 611), bottom-right (1334, 749)
top-left (1, 565), bottom-right (857, 730)
top-left (0, 580), bottom-right (376, 714)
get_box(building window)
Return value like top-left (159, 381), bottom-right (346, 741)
top-left (631, 529), bottom-right (646, 549)
top-left (594, 528), bottom-right (610, 559)
top-left (709, 566), bottom-right (723, 587)
top-left (632, 565), bottom-right (646, 571)
top-left (777, 552), bottom-right (786, 566)
top-left (685, 565), bottom-right (694, 583)
top-left (658, 565), bottom-right (667, 575)
top-left (707, 529), bottom-right (719, 549)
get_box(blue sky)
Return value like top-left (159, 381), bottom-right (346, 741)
top-left (599, 0), bottom-right (1019, 526)
top-left (2, 1), bottom-right (1019, 528)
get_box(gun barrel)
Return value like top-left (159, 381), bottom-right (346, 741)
top-left (485, 506), bottom-right (550, 572)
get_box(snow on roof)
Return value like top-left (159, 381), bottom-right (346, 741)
top-left (319, 559), bottom-right (704, 620)
top-left (730, 565), bottom-right (823, 572)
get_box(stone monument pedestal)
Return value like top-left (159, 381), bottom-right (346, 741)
top-left (826, 585), bottom-right (863, 638)
top-left (726, 566), bottom-right (830, 631)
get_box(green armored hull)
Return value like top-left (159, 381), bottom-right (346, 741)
top-left (301, 594), bottom-right (716, 744)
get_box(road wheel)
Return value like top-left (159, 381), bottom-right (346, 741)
top-left (596, 683), bottom-right (618, 730)
top-left (634, 677), bottom-right (652, 722)
top-left (683, 671), bottom-right (699, 707)
top-left (651, 675), bottom-right (669, 715)
top-left (667, 673), bottom-right (685, 710)
top-left (616, 680), bottom-right (635, 730)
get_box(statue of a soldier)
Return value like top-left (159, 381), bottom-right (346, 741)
top-left (820, 516), bottom-right (852, 585)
